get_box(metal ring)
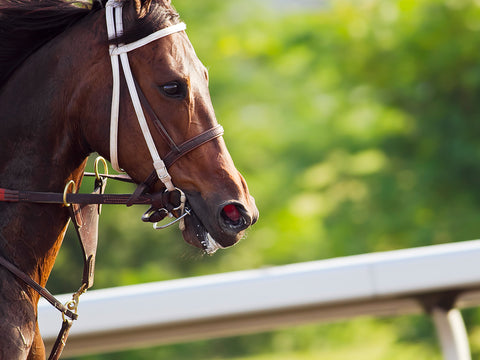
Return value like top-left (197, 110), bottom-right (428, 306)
top-left (63, 180), bottom-right (76, 207)
top-left (94, 156), bottom-right (109, 180)
top-left (153, 209), bottom-right (191, 230)
top-left (164, 187), bottom-right (186, 212)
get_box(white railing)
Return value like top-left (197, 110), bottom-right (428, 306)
top-left (39, 240), bottom-right (480, 360)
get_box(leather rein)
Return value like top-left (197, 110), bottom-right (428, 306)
top-left (0, 0), bottom-right (224, 358)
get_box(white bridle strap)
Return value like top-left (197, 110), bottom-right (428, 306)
top-left (106, 2), bottom-right (121, 172)
top-left (111, 22), bottom-right (186, 55)
top-left (105, 0), bottom-right (186, 191)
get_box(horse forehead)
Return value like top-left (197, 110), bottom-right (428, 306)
top-left (158, 33), bottom-right (208, 79)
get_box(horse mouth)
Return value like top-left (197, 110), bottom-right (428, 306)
top-left (181, 208), bottom-right (225, 255)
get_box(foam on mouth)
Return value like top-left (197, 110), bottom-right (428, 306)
top-left (201, 233), bottom-right (224, 255)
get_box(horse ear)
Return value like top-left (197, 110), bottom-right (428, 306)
top-left (134, 0), bottom-right (152, 17)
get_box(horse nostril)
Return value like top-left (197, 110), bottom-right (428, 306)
top-left (222, 204), bottom-right (241, 223)
top-left (220, 203), bottom-right (251, 232)
top-left (221, 204), bottom-right (243, 227)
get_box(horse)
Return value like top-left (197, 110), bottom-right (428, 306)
top-left (0, 0), bottom-right (259, 358)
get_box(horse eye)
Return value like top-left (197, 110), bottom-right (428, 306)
top-left (160, 81), bottom-right (186, 99)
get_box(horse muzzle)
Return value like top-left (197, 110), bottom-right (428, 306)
top-left (180, 193), bottom-right (259, 254)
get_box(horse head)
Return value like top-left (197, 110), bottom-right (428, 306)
top-left (78, 0), bottom-right (258, 252)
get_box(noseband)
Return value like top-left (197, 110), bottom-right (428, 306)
top-left (106, 0), bottom-right (223, 192)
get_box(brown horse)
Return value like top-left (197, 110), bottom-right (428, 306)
top-left (0, 0), bottom-right (258, 358)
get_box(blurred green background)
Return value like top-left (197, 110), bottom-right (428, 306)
top-left (49, 0), bottom-right (480, 358)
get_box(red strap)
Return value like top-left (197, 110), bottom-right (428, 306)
top-left (0, 188), bottom-right (4, 201)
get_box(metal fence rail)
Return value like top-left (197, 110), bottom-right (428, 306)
top-left (39, 240), bottom-right (480, 359)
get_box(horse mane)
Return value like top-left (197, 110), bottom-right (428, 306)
top-left (0, 0), bottom-right (93, 86)
top-left (0, 0), bottom-right (180, 86)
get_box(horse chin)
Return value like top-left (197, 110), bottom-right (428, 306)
top-left (181, 210), bottom-right (225, 255)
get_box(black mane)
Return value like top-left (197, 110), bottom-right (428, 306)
top-left (0, 0), bottom-right (93, 85)
top-left (0, 0), bottom-right (180, 86)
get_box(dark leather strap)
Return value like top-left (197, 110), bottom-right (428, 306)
top-left (83, 172), bottom-right (135, 183)
top-left (126, 170), bottom-right (159, 207)
top-left (134, 79), bottom-right (180, 152)
top-left (163, 124), bottom-right (224, 168)
top-left (0, 254), bottom-right (78, 320)
top-left (0, 188), bottom-right (155, 205)
top-left (48, 319), bottom-right (73, 360)
top-left (69, 177), bottom-right (106, 289)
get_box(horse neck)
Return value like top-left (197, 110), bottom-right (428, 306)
top-left (0, 20), bottom-right (97, 289)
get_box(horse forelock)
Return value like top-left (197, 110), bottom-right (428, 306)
top-left (0, 0), bottom-right (180, 87)
top-left (110, 0), bottom-right (181, 45)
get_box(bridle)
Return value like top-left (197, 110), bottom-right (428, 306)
top-left (106, 0), bottom-right (182, 188)
top-left (105, 0), bottom-right (224, 228)
top-left (0, 1), bottom-right (225, 358)
top-left (106, 0), bottom-right (223, 194)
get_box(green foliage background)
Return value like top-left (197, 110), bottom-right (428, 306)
top-left (49, 0), bottom-right (480, 358)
